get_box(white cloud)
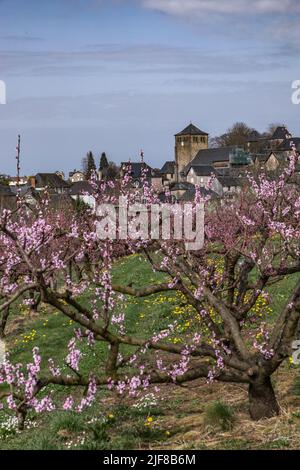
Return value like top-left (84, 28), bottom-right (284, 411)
top-left (140, 0), bottom-right (300, 16)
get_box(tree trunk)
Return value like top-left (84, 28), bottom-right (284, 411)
top-left (0, 307), bottom-right (10, 339)
top-left (248, 376), bottom-right (280, 420)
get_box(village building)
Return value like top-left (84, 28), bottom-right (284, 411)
top-left (2, 123), bottom-right (299, 211)
top-left (175, 123), bottom-right (209, 180)
top-left (182, 146), bottom-right (252, 177)
top-left (29, 173), bottom-right (70, 194)
top-left (247, 125), bottom-right (300, 158)
top-left (8, 176), bottom-right (28, 187)
top-left (55, 171), bottom-right (65, 180)
top-left (120, 161), bottom-right (164, 190)
top-left (69, 170), bottom-right (85, 183)
top-left (69, 181), bottom-right (95, 208)
top-left (0, 184), bottom-right (15, 210)
top-left (253, 152), bottom-right (282, 172)
top-left (180, 186), bottom-right (219, 202)
top-left (168, 181), bottom-right (195, 201)
top-left (160, 161), bottom-right (176, 186)
top-left (217, 176), bottom-right (245, 198)
top-left (157, 123), bottom-right (254, 188)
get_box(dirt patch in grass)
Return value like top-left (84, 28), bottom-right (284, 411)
top-left (144, 366), bottom-right (300, 450)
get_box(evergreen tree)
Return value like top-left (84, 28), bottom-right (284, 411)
top-left (99, 152), bottom-right (109, 171)
top-left (85, 151), bottom-right (96, 179)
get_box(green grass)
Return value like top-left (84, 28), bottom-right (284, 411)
top-left (291, 375), bottom-right (300, 396)
top-left (204, 401), bottom-right (235, 431)
top-left (51, 412), bottom-right (86, 433)
top-left (0, 254), bottom-right (175, 450)
top-left (267, 273), bottom-right (300, 321)
top-left (261, 438), bottom-right (291, 450)
top-left (5, 255), bottom-right (177, 373)
top-left (1, 253), bottom-right (300, 450)
top-left (220, 439), bottom-right (251, 450)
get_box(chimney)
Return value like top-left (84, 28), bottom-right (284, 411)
top-left (29, 176), bottom-right (36, 188)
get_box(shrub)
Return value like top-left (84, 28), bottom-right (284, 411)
top-left (204, 401), bottom-right (234, 431)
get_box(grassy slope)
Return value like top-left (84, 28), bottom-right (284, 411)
top-left (0, 254), bottom-right (300, 450)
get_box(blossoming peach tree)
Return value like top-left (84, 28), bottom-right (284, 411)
top-left (1, 156), bottom-right (300, 429)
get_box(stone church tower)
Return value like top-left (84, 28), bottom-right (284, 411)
top-left (175, 123), bottom-right (209, 181)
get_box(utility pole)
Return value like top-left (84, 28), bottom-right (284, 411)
top-left (16, 134), bottom-right (21, 188)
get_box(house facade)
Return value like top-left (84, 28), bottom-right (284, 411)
top-left (69, 170), bottom-right (85, 183)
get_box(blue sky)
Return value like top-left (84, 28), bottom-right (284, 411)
top-left (0, 0), bottom-right (299, 175)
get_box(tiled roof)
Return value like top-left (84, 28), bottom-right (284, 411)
top-left (69, 181), bottom-right (94, 195)
top-left (175, 123), bottom-right (209, 137)
top-left (278, 138), bottom-right (300, 151)
top-left (183, 147), bottom-right (236, 175)
top-left (160, 161), bottom-right (176, 174)
top-left (121, 162), bottom-right (154, 178)
top-left (0, 184), bottom-right (14, 196)
top-left (271, 126), bottom-right (292, 140)
top-left (35, 173), bottom-right (70, 188)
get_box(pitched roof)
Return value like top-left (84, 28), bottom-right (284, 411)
top-left (152, 168), bottom-right (162, 177)
top-left (278, 138), bottom-right (300, 151)
top-left (0, 184), bottom-right (14, 196)
top-left (121, 162), bottom-right (154, 178)
top-left (254, 153), bottom-right (270, 163)
top-left (9, 185), bottom-right (37, 197)
top-left (192, 146), bottom-right (235, 164)
top-left (35, 173), bottom-right (70, 188)
top-left (175, 123), bottom-right (209, 137)
top-left (160, 161), bottom-right (175, 174)
top-left (271, 126), bottom-right (292, 140)
top-left (187, 165), bottom-right (216, 176)
top-left (183, 147), bottom-right (235, 175)
top-left (69, 181), bottom-right (94, 196)
top-left (69, 170), bottom-right (84, 177)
